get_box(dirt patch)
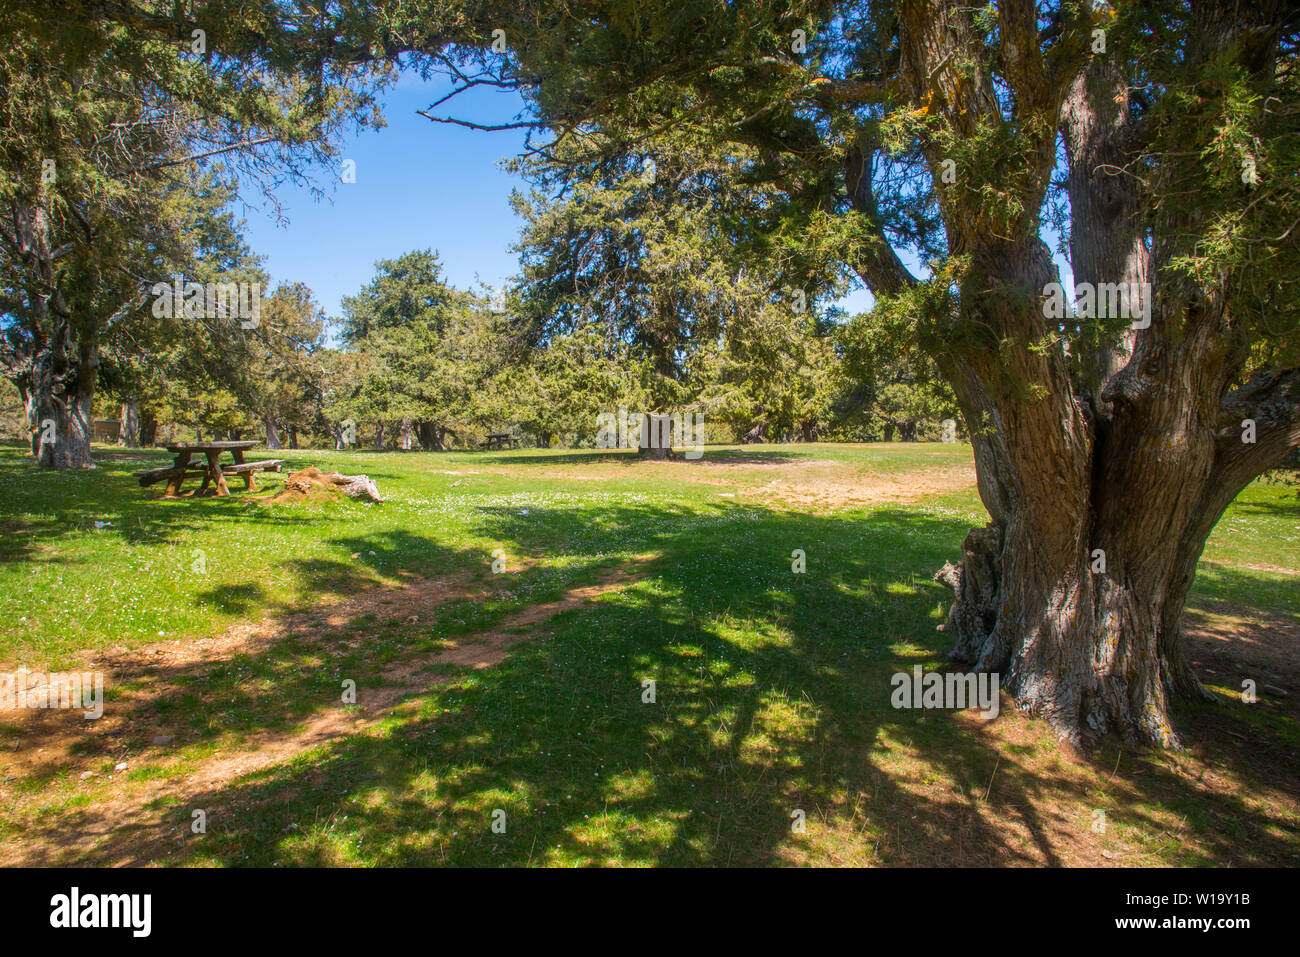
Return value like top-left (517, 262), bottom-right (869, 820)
top-left (1203, 559), bottom-right (1300, 577)
top-left (0, 569), bottom-right (487, 782)
top-left (735, 466), bottom-right (976, 510)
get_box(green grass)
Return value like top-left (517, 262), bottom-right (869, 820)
top-left (0, 440), bottom-right (1296, 867)
top-left (0, 441), bottom-right (980, 666)
top-left (1192, 480), bottom-right (1300, 617)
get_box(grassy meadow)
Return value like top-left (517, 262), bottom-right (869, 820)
top-left (0, 440), bottom-right (1296, 866)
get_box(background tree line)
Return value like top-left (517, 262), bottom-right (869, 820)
top-left (2, 237), bottom-right (961, 451)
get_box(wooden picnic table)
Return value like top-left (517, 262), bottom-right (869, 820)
top-left (134, 441), bottom-right (284, 496)
top-left (485, 432), bottom-right (519, 450)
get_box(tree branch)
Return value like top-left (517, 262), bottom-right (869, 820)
top-left (843, 141), bottom-right (919, 297)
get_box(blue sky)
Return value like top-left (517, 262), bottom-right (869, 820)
top-left (237, 70), bottom-right (534, 320)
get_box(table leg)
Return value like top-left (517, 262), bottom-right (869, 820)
top-left (232, 448), bottom-right (256, 490)
top-left (205, 451), bottom-right (230, 496)
top-left (165, 451), bottom-right (191, 496)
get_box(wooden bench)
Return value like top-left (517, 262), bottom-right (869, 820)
top-left (134, 463), bottom-right (207, 487)
top-left (200, 459), bottom-right (283, 493)
top-left (135, 459), bottom-right (283, 493)
top-left (485, 433), bottom-right (519, 450)
top-left (219, 460), bottom-right (284, 474)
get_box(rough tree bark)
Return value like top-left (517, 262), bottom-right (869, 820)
top-left (9, 195), bottom-right (96, 469)
top-left (29, 328), bottom-right (96, 469)
top-left (878, 0), bottom-right (1300, 749)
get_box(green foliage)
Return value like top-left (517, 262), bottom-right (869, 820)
top-left (501, 326), bottom-right (656, 445)
top-left (1150, 55), bottom-right (1300, 367)
top-left (338, 250), bottom-right (458, 345)
top-left (835, 303), bottom-right (959, 441)
top-left (330, 252), bottom-right (509, 447)
top-left (0, 0), bottom-right (385, 461)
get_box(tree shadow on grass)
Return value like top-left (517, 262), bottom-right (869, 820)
top-left (6, 498), bottom-right (1298, 867)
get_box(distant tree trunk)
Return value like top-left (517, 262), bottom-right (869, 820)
top-left (28, 324), bottom-right (96, 469)
top-left (400, 419), bottom-right (413, 450)
top-left (538, 430), bottom-right (553, 448)
top-left (742, 420), bottom-right (766, 444)
top-left (288, 426), bottom-right (298, 450)
top-left (636, 413), bottom-right (676, 459)
top-left (374, 423), bottom-right (384, 450)
top-left (139, 408), bottom-right (157, 446)
top-left (22, 390), bottom-right (37, 458)
top-left (264, 418), bottom-right (283, 450)
top-left (119, 397), bottom-right (140, 448)
top-left (418, 422), bottom-right (451, 451)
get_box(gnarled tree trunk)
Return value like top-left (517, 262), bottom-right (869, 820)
top-left (872, 0), bottom-right (1300, 749)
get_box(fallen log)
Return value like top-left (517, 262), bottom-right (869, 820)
top-left (275, 466), bottom-right (384, 503)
